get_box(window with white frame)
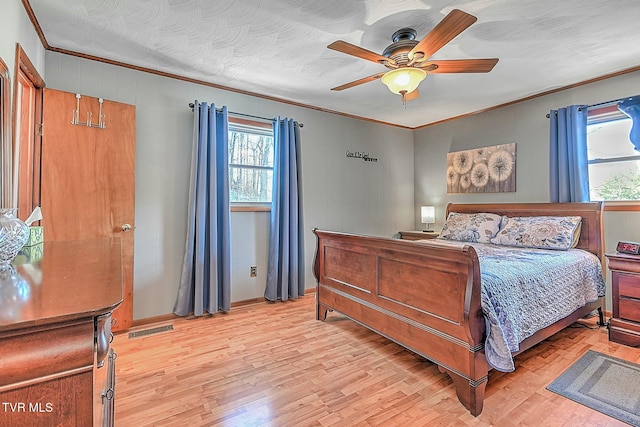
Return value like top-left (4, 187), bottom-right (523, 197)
top-left (228, 120), bottom-right (274, 203)
top-left (587, 105), bottom-right (640, 201)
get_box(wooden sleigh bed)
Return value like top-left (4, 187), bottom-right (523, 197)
top-left (312, 202), bottom-right (605, 416)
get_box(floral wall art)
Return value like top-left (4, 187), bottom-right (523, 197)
top-left (446, 143), bottom-right (516, 193)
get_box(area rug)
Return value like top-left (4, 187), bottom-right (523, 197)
top-left (547, 350), bottom-right (640, 426)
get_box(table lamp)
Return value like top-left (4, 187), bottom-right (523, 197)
top-left (421, 206), bottom-right (435, 232)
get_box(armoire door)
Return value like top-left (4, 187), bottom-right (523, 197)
top-left (40, 88), bottom-right (135, 332)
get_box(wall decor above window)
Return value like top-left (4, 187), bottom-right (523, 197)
top-left (447, 143), bottom-right (516, 194)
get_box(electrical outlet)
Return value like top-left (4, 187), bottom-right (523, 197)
top-left (250, 266), bottom-right (257, 277)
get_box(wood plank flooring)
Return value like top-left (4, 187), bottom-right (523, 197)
top-left (113, 295), bottom-right (640, 426)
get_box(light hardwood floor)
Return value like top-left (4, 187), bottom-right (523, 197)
top-left (113, 295), bottom-right (640, 426)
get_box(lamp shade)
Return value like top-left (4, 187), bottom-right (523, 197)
top-left (381, 68), bottom-right (426, 94)
top-left (421, 206), bottom-right (435, 224)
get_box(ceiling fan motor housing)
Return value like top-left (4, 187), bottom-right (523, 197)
top-left (382, 28), bottom-right (419, 68)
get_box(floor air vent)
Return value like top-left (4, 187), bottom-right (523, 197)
top-left (128, 324), bottom-right (174, 339)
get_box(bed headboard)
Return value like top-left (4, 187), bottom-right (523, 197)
top-left (445, 202), bottom-right (604, 260)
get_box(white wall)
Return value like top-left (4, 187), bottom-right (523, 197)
top-left (0, 2), bottom-right (45, 207)
top-left (414, 70), bottom-right (640, 310)
top-left (0, 2), bottom-right (45, 79)
top-left (44, 51), bottom-right (415, 319)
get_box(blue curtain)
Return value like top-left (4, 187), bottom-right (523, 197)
top-left (618, 95), bottom-right (640, 151)
top-left (174, 101), bottom-right (231, 316)
top-left (265, 117), bottom-right (305, 301)
top-left (549, 105), bottom-right (590, 202)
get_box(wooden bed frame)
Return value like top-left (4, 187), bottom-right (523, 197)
top-left (313, 202), bottom-right (604, 416)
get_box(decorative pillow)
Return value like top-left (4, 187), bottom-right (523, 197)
top-left (438, 212), bottom-right (503, 244)
top-left (490, 216), bottom-right (582, 250)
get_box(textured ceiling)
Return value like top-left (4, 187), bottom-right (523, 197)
top-left (27, 0), bottom-right (640, 128)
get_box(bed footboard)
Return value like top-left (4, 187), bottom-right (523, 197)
top-left (313, 229), bottom-right (488, 416)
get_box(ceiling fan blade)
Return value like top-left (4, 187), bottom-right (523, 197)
top-left (408, 9), bottom-right (477, 62)
top-left (331, 72), bottom-right (386, 91)
top-left (328, 40), bottom-right (395, 66)
top-left (405, 89), bottom-right (420, 101)
top-left (423, 58), bottom-right (499, 73)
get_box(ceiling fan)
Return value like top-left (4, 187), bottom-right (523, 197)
top-left (328, 9), bottom-right (498, 104)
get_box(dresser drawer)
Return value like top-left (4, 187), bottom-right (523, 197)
top-left (619, 297), bottom-right (640, 322)
top-left (618, 273), bottom-right (640, 299)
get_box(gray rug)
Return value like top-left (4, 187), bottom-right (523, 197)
top-left (547, 350), bottom-right (640, 426)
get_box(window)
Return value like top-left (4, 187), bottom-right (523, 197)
top-left (587, 105), bottom-right (640, 201)
top-left (228, 120), bottom-right (274, 203)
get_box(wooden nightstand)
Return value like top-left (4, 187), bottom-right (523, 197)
top-left (606, 253), bottom-right (640, 346)
top-left (399, 231), bottom-right (440, 241)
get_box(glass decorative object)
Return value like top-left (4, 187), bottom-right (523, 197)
top-left (0, 208), bottom-right (30, 269)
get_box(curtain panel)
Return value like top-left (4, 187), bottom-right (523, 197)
top-left (174, 101), bottom-right (231, 316)
top-left (549, 105), bottom-right (590, 203)
top-left (265, 117), bottom-right (305, 301)
top-left (618, 95), bottom-right (640, 151)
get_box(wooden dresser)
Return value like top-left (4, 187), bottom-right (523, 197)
top-left (606, 252), bottom-right (640, 346)
top-left (0, 238), bottom-right (123, 426)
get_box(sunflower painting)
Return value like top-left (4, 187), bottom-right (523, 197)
top-left (447, 143), bottom-right (516, 193)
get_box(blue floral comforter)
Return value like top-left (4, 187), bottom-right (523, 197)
top-left (418, 239), bottom-right (605, 372)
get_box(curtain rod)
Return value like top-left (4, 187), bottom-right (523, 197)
top-left (546, 107), bottom-right (585, 118)
top-left (188, 103), bottom-right (304, 127)
top-left (545, 96), bottom-right (632, 118)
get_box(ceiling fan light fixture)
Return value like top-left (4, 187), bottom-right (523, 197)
top-left (381, 68), bottom-right (426, 95)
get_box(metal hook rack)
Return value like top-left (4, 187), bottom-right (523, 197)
top-left (71, 93), bottom-right (106, 128)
